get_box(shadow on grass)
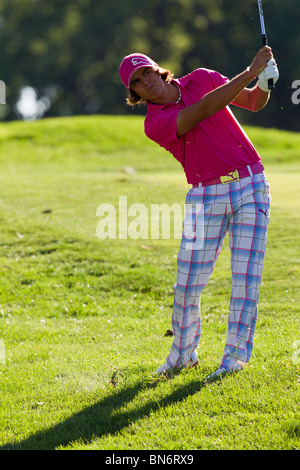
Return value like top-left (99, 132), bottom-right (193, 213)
top-left (1, 374), bottom-right (210, 450)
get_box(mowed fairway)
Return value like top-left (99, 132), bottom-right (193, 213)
top-left (0, 115), bottom-right (299, 450)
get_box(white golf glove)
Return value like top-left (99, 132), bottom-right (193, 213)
top-left (258, 59), bottom-right (279, 92)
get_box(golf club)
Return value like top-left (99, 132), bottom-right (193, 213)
top-left (257, 0), bottom-right (275, 89)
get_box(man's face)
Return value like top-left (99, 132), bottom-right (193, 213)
top-left (130, 67), bottom-right (165, 102)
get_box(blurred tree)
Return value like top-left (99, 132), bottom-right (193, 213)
top-left (0, 0), bottom-right (299, 130)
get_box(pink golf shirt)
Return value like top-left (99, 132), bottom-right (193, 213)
top-left (144, 68), bottom-right (262, 184)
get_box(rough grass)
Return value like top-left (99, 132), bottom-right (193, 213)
top-left (0, 115), bottom-right (299, 450)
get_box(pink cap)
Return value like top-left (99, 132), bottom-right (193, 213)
top-left (119, 53), bottom-right (158, 89)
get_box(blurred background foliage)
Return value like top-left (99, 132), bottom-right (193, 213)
top-left (0, 0), bottom-right (299, 129)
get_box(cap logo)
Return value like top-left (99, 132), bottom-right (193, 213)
top-left (131, 58), bottom-right (151, 66)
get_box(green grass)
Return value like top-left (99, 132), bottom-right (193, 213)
top-left (0, 115), bottom-right (299, 450)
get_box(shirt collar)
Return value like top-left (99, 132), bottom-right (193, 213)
top-left (146, 77), bottom-right (190, 111)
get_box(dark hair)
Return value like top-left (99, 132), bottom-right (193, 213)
top-left (126, 66), bottom-right (174, 107)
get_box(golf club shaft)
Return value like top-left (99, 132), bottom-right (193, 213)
top-left (257, 0), bottom-right (274, 89)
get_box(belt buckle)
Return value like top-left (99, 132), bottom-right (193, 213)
top-left (220, 170), bottom-right (239, 184)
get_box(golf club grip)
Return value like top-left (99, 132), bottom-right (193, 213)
top-left (262, 35), bottom-right (275, 90)
top-left (262, 35), bottom-right (268, 46)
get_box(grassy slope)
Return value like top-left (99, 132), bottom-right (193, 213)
top-left (0, 115), bottom-right (299, 450)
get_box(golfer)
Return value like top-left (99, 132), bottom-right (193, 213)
top-left (119, 47), bottom-right (279, 379)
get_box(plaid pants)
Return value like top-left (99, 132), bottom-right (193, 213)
top-left (167, 172), bottom-right (271, 370)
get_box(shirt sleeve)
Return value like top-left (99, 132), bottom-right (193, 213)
top-left (190, 68), bottom-right (229, 90)
top-left (144, 108), bottom-right (181, 152)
